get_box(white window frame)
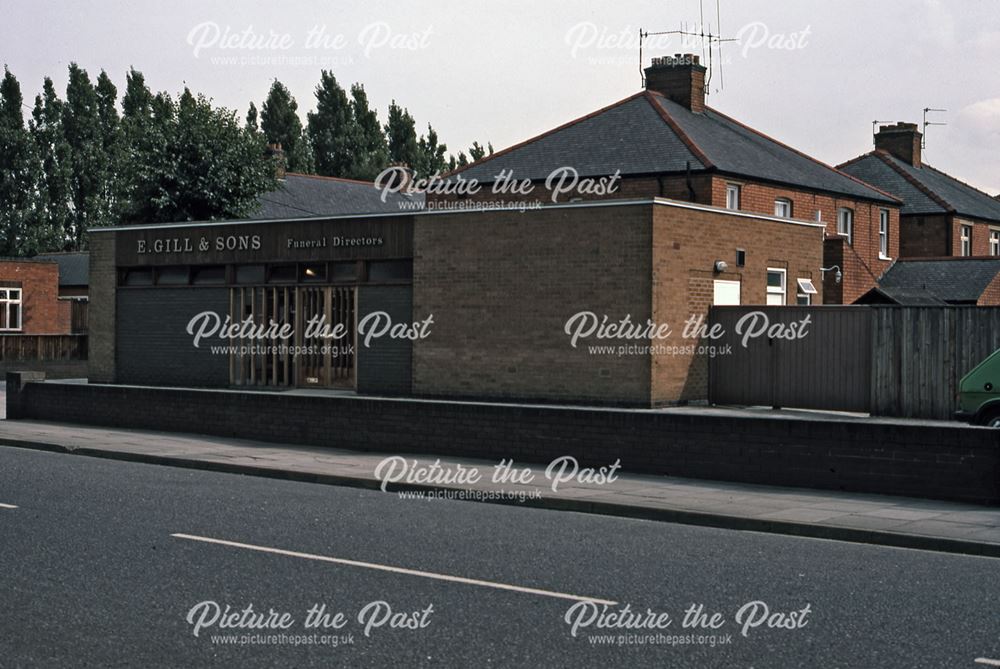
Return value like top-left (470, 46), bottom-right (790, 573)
top-left (774, 198), bottom-right (792, 218)
top-left (960, 224), bottom-right (972, 257)
top-left (879, 209), bottom-right (890, 259)
top-left (726, 184), bottom-right (741, 211)
top-left (0, 288), bottom-right (22, 332)
top-left (766, 268), bottom-right (786, 306)
top-left (796, 278), bottom-right (817, 305)
top-left (837, 208), bottom-right (854, 245)
top-left (990, 228), bottom-right (1000, 257)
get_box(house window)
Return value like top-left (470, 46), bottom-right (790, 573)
top-left (796, 278), bottom-right (818, 306)
top-left (774, 198), bottom-right (792, 218)
top-left (879, 209), bottom-right (890, 258)
top-left (990, 229), bottom-right (1000, 256)
top-left (815, 210), bottom-right (823, 222)
top-left (960, 224), bottom-right (972, 256)
top-left (726, 184), bottom-right (741, 210)
top-left (837, 208), bottom-right (854, 245)
top-left (0, 288), bottom-right (22, 331)
top-left (766, 268), bottom-right (786, 306)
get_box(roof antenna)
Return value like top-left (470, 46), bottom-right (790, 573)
top-left (639, 2), bottom-right (737, 93)
top-left (871, 119), bottom-right (893, 146)
top-left (922, 107), bottom-right (947, 149)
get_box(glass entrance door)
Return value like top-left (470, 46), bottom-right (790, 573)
top-left (229, 285), bottom-right (355, 388)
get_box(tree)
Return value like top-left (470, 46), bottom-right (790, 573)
top-left (307, 70), bottom-right (354, 177)
top-left (0, 67), bottom-right (45, 255)
top-left (29, 77), bottom-right (73, 251)
top-left (121, 68), bottom-right (153, 120)
top-left (469, 141), bottom-right (493, 162)
top-left (94, 70), bottom-right (121, 227)
top-left (415, 123), bottom-right (447, 177)
top-left (385, 100), bottom-right (419, 169)
top-left (119, 87), bottom-right (277, 223)
top-left (260, 80), bottom-right (310, 172)
top-left (246, 102), bottom-right (259, 132)
top-left (62, 63), bottom-right (109, 248)
top-left (346, 83), bottom-right (388, 180)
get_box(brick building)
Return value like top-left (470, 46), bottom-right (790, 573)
top-left (839, 122), bottom-right (1000, 259)
top-left (434, 54), bottom-right (901, 304)
top-left (87, 195), bottom-right (823, 407)
top-left (0, 258), bottom-right (74, 334)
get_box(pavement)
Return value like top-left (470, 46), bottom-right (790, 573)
top-left (1, 418), bottom-right (998, 558)
top-left (2, 445), bottom-right (999, 668)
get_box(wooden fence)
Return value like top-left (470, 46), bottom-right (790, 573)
top-left (0, 334), bottom-right (88, 362)
top-left (708, 306), bottom-right (1000, 420)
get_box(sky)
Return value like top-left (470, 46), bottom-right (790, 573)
top-left (2, 0), bottom-right (998, 193)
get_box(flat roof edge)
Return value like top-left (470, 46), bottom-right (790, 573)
top-left (90, 196), bottom-right (826, 233)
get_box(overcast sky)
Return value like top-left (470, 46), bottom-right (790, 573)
top-left (3, 0), bottom-right (998, 193)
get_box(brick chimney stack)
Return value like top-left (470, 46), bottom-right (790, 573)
top-left (266, 143), bottom-right (286, 180)
top-left (644, 53), bottom-right (706, 113)
top-left (875, 122), bottom-right (922, 168)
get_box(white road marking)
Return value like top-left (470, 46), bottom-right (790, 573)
top-left (975, 659), bottom-right (1000, 667)
top-left (0, 503), bottom-right (17, 509)
top-left (171, 532), bottom-right (618, 606)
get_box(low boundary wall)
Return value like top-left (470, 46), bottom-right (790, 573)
top-left (6, 374), bottom-right (999, 505)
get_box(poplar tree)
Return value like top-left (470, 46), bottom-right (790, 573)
top-left (260, 80), bottom-right (311, 172)
top-left (0, 67), bottom-right (43, 255)
top-left (307, 70), bottom-right (354, 177)
top-left (29, 77), bottom-right (72, 250)
top-left (347, 83), bottom-right (388, 180)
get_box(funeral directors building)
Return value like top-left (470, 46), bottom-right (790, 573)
top-left (87, 195), bottom-right (825, 407)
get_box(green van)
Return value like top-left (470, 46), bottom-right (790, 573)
top-left (956, 348), bottom-right (1000, 427)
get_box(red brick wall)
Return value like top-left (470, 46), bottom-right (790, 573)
top-left (900, 215), bottom-right (951, 257)
top-left (952, 218), bottom-right (996, 257)
top-left (709, 177), bottom-right (898, 290)
top-left (0, 261), bottom-right (71, 334)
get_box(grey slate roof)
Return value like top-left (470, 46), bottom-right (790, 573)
top-left (840, 152), bottom-right (1000, 222)
top-left (452, 91), bottom-right (896, 203)
top-left (34, 252), bottom-right (89, 286)
top-left (250, 173), bottom-right (424, 219)
top-left (876, 258), bottom-right (1000, 304)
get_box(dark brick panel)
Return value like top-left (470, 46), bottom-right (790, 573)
top-left (116, 288), bottom-right (230, 386)
top-left (356, 286), bottom-right (413, 395)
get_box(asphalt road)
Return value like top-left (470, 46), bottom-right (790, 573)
top-left (0, 445), bottom-right (997, 668)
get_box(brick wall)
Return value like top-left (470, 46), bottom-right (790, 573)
top-left (900, 215), bottom-right (951, 257)
top-left (8, 377), bottom-right (998, 505)
top-left (0, 261), bottom-right (71, 334)
top-left (424, 174), bottom-right (713, 208)
top-left (709, 177), bottom-right (898, 292)
top-left (652, 204), bottom-right (825, 401)
top-left (412, 203), bottom-right (653, 404)
top-left (952, 218), bottom-right (996, 257)
top-left (413, 200), bottom-right (824, 406)
top-left (88, 233), bottom-right (116, 382)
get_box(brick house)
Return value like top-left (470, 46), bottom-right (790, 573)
top-left (436, 54), bottom-right (901, 304)
top-left (839, 122), bottom-right (1000, 260)
top-left (0, 259), bottom-right (73, 334)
